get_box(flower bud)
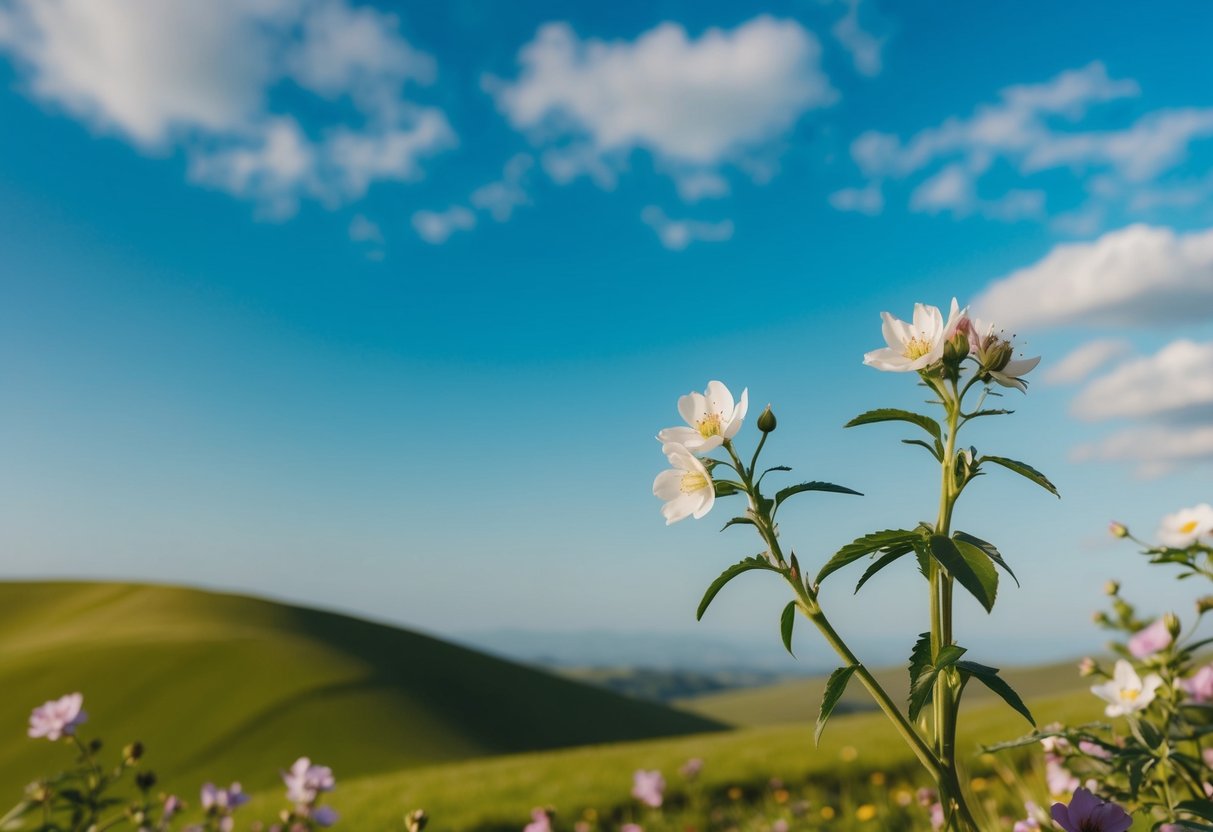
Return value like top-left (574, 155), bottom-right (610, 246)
top-left (944, 330), bottom-right (970, 362)
top-left (1103, 580), bottom-right (1120, 596)
top-left (757, 404), bottom-right (777, 433)
top-left (123, 741), bottom-right (144, 764)
top-left (1077, 657), bottom-right (1097, 677)
top-left (980, 338), bottom-right (1014, 373)
top-left (1092, 611), bottom-right (1109, 625)
top-left (406, 809), bottom-right (428, 832)
top-left (1197, 596), bottom-right (1213, 615)
top-left (1109, 521), bottom-right (1129, 538)
top-left (1165, 612), bottom-right (1182, 638)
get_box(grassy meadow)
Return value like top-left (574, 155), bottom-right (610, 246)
top-left (0, 581), bottom-right (1100, 830)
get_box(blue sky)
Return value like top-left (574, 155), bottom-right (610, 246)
top-left (2, 0), bottom-right (1213, 668)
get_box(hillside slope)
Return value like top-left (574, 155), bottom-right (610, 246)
top-left (0, 582), bottom-right (722, 796)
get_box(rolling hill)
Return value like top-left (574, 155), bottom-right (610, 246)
top-left (0, 582), bottom-right (723, 798)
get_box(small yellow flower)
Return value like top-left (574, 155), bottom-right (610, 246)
top-left (773, 789), bottom-right (789, 804)
top-left (893, 788), bottom-right (913, 807)
top-left (582, 809), bottom-right (597, 822)
top-left (820, 806), bottom-right (835, 820)
top-left (970, 777), bottom-right (988, 793)
top-left (868, 772), bottom-right (886, 786)
top-left (839, 746), bottom-right (858, 762)
top-left (855, 804), bottom-right (877, 822)
top-left (727, 787), bottom-right (743, 801)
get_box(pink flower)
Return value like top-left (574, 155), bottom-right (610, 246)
top-left (1180, 665), bottom-right (1213, 702)
top-left (1046, 760), bottom-right (1079, 795)
top-left (772, 821), bottom-right (788, 832)
top-left (1128, 618), bottom-right (1173, 658)
top-left (1050, 788), bottom-right (1131, 832)
top-left (631, 770), bottom-right (665, 808)
top-left (283, 757), bottom-right (335, 805)
top-left (28, 693), bottom-right (88, 741)
top-left (679, 758), bottom-right (703, 779)
top-left (163, 795), bottom-right (182, 820)
top-left (1013, 818), bottom-right (1040, 832)
top-left (929, 802), bottom-right (944, 829)
top-left (523, 809), bottom-right (551, 832)
top-left (621, 825), bottom-right (644, 832)
top-left (1078, 741), bottom-right (1113, 761)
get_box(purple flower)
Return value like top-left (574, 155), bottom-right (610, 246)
top-left (28, 693), bottom-right (88, 741)
top-left (283, 757), bottom-right (335, 805)
top-left (523, 809), bottom-right (551, 832)
top-left (200, 782), bottom-right (249, 813)
top-left (163, 795), bottom-right (182, 820)
top-left (1012, 818), bottom-right (1039, 832)
top-left (1050, 788), bottom-right (1132, 832)
top-left (631, 770), bottom-right (665, 808)
top-left (311, 806), bottom-right (339, 827)
top-left (1180, 664), bottom-right (1213, 702)
top-left (1128, 618), bottom-right (1173, 659)
top-left (679, 757), bottom-right (703, 780)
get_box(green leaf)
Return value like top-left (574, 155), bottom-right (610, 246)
top-left (953, 530), bottom-right (1020, 587)
top-left (780, 601), bottom-right (797, 657)
top-left (936, 644), bottom-right (968, 667)
top-left (964, 408), bottom-right (1014, 420)
top-left (980, 455), bottom-right (1060, 498)
top-left (774, 481), bottom-right (863, 509)
top-left (907, 633), bottom-right (934, 720)
top-left (1128, 716), bottom-right (1165, 750)
top-left (901, 438), bottom-right (943, 461)
top-left (854, 544), bottom-right (915, 593)
top-left (1177, 801), bottom-right (1213, 823)
top-left (929, 535), bottom-right (999, 613)
top-left (956, 661), bottom-right (1034, 725)
top-left (815, 665), bottom-right (858, 745)
top-left (697, 556), bottom-right (777, 620)
top-left (846, 408), bottom-right (942, 441)
top-left (981, 731), bottom-right (1051, 752)
top-left (817, 529), bottom-right (922, 584)
top-left (720, 516), bottom-right (756, 532)
top-left (714, 480), bottom-right (741, 497)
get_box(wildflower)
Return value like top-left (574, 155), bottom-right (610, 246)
top-left (1012, 818), bottom-right (1039, 832)
top-left (679, 758), bottom-right (703, 779)
top-left (28, 693), bottom-right (88, 741)
top-left (1108, 522), bottom-right (1129, 538)
top-left (1077, 657), bottom-right (1097, 677)
top-left (1077, 741), bottom-right (1113, 760)
top-left (893, 788), bottom-right (913, 807)
top-left (631, 770), bottom-right (665, 808)
top-left (1180, 664), bottom-right (1213, 702)
top-left (1045, 760), bottom-right (1079, 795)
top-left (756, 405), bottom-right (777, 433)
top-left (916, 788), bottom-right (937, 808)
top-left (1158, 504), bottom-right (1213, 548)
top-left (727, 786), bottom-right (743, 801)
top-left (863, 299), bottom-right (967, 373)
top-left (929, 802), bottom-right (944, 830)
top-left (657, 380), bottom-right (748, 454)
top-left (772, 820), bottom-right (789, 832)
top-left (963, 317), bottom-right (1040, 391)
top-left (653, 444), bottom-right (715, 525)
top-left (621, 824), bottom-right (643, 832)
top-left (524, 808), bottom-right (552, 832)
top-left (839, 745), bottom-right (858, 762)
top-left (819, 806), bottom-right (835, 820)
top-left (1050, 788), bottom-right (1131, 832)
top-left (311, 806), bottom-right (339, 827)
top-left (855, 804), bottom-right (877, 822)
top-left (868, 771), bottom-right (886, 786)
top-left (405, 810), bottom-right (428, 832)
top-left (1127, 617), bottom-right (1173, 658)
top-left (200, 783), bottom-right (248, 812)
top-left (1091, 660), bottom-right (1163, 716)
top-left (282, 758), bottom-right (335, 805)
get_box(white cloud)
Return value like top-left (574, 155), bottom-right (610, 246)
top-left (0, 0), bottom-right (454, 217)
top-left (976, 224), bottom-right (1213, 329)
top-left (348, 213), bottom-right (383, 244)
top-left (1071, 340), bottom-right (1213, 422)
top-left (836, 62), bottom-right (1213, 225)
top-left (1044, 339), bottom-right (1132, 385)
top-left (412, 205), bottom-right (476, 244)
top-left (470, 154), bottom-right (534, 222)
top-left (831, 0), bottom-right (885, 77)
top-left (829, 181), bottom-right (884, 215)
top-left (673, 170), bottom-right (730, 202)
top-left (1072, 425), bottom-right (1213, 478)
top-left (640, 206), bottom-right (733, 251)
top-left (487, 16), bottom-right (836, 195)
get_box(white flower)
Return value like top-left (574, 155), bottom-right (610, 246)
top-left (657, 380), bottom-right (748, 453)
top-left (1157, 503), bottom-right (1213, 548)
top-left (653, 443), bottom-right (715, 525)
top-left (1091, 659), bottom-right (1163, 717)
top-left (965, 317), bottom-right (1040, 392)
top-left (864, 299), bottom-right (967, 372)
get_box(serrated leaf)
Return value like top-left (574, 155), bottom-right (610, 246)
top-left (909, 665), bottom-right (938, 721)
top-left (697, 556), bottom-right (777, 620)
top-left (936, 644), bottom-right (968, 667)
top-left (854, 544), bottom-right (915, 593)
top-left (956, 661), bottom-right (1034, 725)
top-left (901, 438), bottom-right (943, 461)
top-left (846, 407), bottom-right (943, 441)
top-left (980, 455), bottom-right (1059, 498)
top-left (817, 529), bottom-right (921, 584)
top-left (929, 535), bottom-right (998, 613)
top-left (907, 633), bottom-right (934, 720)
top-left (720, 516), bottom-right (756, 532)
top-left (780, 601), bottom-right (797, 657)
top-left (774, 481), bottom-right (863, 509)
top-left (953, 530), bottom-right (1019, 587)
top-left (815, 665), bottom-right (858, 745)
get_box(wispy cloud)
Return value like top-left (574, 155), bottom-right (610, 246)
top-left (1044, 339), bottom-right (1132, 385)
top-left (830, 0), bottom-right (886, 77)
top-left (0, 0), bottom-right (455, 218)
top-left (640, 206), bottom-right (733, 250)
top-left (470, 154), bottom-right (534, 222)
top-left (486, 16), bottom-right (836, 199)
top-left (975, 224), bottom-right (1213, 329)
top-left (412, 205), bottom-right (476, 244)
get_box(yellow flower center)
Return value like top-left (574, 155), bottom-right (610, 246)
top-left (902, 336), bottom-right (933, 360)
top-left (1180, 520), bottom-right (1200, 534)
top-left (680, 472), bottom-right (709, 494)
top-left (696, 413), bottom-right (723, 439)
top-left (1119, 688), bottom-right (1140, 702)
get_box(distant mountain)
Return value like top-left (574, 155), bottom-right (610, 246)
top-left (0, 582), bottom-right (723, 797)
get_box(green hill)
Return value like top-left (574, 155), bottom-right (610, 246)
top-left (0, 582), bottom-right (722, 798)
